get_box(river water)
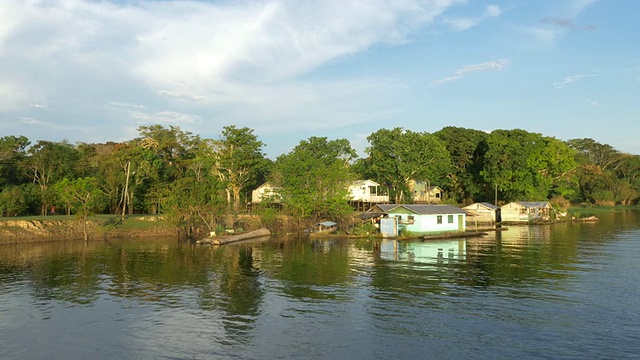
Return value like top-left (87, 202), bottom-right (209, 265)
top-left (1, 209), bottom-right (639, 359)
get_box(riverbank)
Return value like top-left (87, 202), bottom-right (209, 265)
top-left (0, 215), bottom-right (176, 244)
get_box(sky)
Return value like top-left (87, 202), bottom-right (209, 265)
top-left (1, 0), bottom-right (638, 158)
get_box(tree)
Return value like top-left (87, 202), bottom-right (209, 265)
top-left (23, 141), bottom-right (81, 215)
top-left (481, 129), bottom-right (576, 202)
top-left (434, 127), bottom-right (488, 203)
top-left (55, 177), bottom-right (108, 241)
top-left (361, 128), bottom-right (452, 203)
top-left (213, 126), bottom-right (269, 211)
top-left (0, 135), bottom-right (30, 187)
top-left (274, 137), bottom-right (356, 225)
top-left (162, 176), bottom-right (226, 240)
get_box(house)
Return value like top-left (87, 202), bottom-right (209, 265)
top-left (463, 202), bottom-right (501, 223)
top-left (251, 182), bottom-right (281, 204)
top-left (369, 204), bottom-right (466, 237)
top-left (408, 180), bottom-right (444, 203)
top-left (348, 180), bottom-right (389, 203)
top-left (500, 201), bottom-right (552, 222)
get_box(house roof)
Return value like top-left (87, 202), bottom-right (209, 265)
top-left (463, 202), bottom-right (499, 210)
top-left (350, 179), bottom-right (381, 187)
top-left (516, 201), bottom-right (551, 208)
top-left (373, 204), bottom-right (466, 215)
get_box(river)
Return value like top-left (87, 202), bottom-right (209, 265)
top-left (1, 209), bottom-right (639, 359)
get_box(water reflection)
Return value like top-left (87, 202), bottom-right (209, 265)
top-left (1, 210), bottom-right (639, 359)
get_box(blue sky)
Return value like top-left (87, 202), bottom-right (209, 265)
top-left (1, 0), bottom-right (638, 158)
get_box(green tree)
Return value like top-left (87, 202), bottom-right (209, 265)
top-left (567, 138), bottom-right (632, 205)
top-left (55, 177), bottom-right (108, 241)
top-left (23, 141), bottom-right (81, 215)
top-left (213, 126), bottom-right (269, 211)
top-left (361, 128), bottom-right (452, 203)
top-left (434, 127), bottom-right (488, 203)
top-left (274, 137), bottom-right (356, 225)
top-left (0, 135), bottom-right (30, 187)
top-left (162, 176), bottom-right (226, 240)
top-left (481, 130), bottom-right (576, 202)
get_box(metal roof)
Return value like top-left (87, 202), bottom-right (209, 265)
top-left (373, 204), bottom-right (466, 215)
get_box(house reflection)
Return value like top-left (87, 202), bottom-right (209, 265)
top-left (379, 238), bottom-right (466, 264)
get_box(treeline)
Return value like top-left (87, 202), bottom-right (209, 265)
top-left (1, 125), bottom-right (638, 235)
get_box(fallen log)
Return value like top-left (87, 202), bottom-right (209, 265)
top-left (196, 228), bottom-right (271, 246)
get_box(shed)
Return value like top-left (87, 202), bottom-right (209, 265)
top-left (500, 201), bottom-right (552, 222)
top-left (369, 204), bottom-right (466, 236)
top-left (463, 202), bottom-right (501, 223)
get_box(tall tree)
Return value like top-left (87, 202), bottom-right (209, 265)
top-left (362, 128), bottom-right (452, 203)
top-left (274, 136), bottom-right (356, 224)
top-left (481, 129), bottom-right (576, 202)
top-left (0, 135), bottom-right (30, 187)
top-left (434, 127), bottom-right (488, 203)
top-left (213, 126), bottom-right (268, 211)
top-left (23, 140), bottom-right (81, 215)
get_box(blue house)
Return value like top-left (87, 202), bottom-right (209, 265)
top-left (370, 204), bottom-right (466, 236)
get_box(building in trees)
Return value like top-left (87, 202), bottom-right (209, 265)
top-left (408, 180), bottom-right (444, 204)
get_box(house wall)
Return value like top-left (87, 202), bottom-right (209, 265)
top-left (463, 204), bottom-right (497, 223)
top-left (348, 180), bottom-right (389, 203)
top-left (391, 211), bottom-right (465, 234)
top-left (500, 202), bottom-right (549, 222)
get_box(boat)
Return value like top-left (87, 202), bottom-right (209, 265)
top-left (196, 228), bottom-right (271, 246)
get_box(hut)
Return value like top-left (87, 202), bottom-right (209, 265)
top-left (500, 201), bottom-right (552, 222)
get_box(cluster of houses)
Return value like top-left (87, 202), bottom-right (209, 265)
top-left (250, 180), bottom-right (553, 237)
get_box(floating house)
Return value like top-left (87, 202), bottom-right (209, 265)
top-left (369, 204), bottom-right (466, 237)
top-left (408, 180), bottom-right (444, 203)
top-left (463, 202), bottom-right (501, 223)
top-left (500, 201), bottom-right (552, 222)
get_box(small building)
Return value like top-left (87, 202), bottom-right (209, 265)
top-left (369, 204), bottom-right (466, 237)
top-left (251, 182), bottom-right (281, 204)
top-left (500, 201), bottom-right (552, 222)
top-left (408, 180), bottom-right (444, 203)
top-left (463, 202), bottom-right (501, 223)
top-left (348, 180), bottom-right (389, 203)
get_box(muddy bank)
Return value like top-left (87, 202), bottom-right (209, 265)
top-left (0, 218), bottom-right (176, 244)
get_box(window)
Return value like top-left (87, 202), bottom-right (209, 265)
top-left (437, 215), bottom-right (442, 224)
top-left (448, 215), bottom-right (454, 223)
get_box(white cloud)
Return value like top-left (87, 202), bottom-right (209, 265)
top-left (585, 99), bottom-right (598, 106)
top-left (441, 4), bottom-right (502, 31)
top-left (553, 74), bottom-right (598, 89)
top-left (0, 0), bottom-right (466, 140)
top-left (431, 59), bottom-right (509, 87)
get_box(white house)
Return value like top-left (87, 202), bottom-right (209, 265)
top-left (370, 204), bottom-right (466, 236)
top-left (500, 201), bottom-right (552, 222)
top-left (251, 182), bottom-right (281, 204)
top-left (348, 180), bottom-right (389, 203)
top-left (463, 202), bottom-right (501, 223)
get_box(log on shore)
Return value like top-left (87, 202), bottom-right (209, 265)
top-left (197, 228), bottom-right (271, 246)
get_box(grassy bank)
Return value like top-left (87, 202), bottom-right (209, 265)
top-left (0, 214), bottom-right (175, 244)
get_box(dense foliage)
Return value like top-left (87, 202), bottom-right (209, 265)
top-left (1, 125), bottom-right (638, 237)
